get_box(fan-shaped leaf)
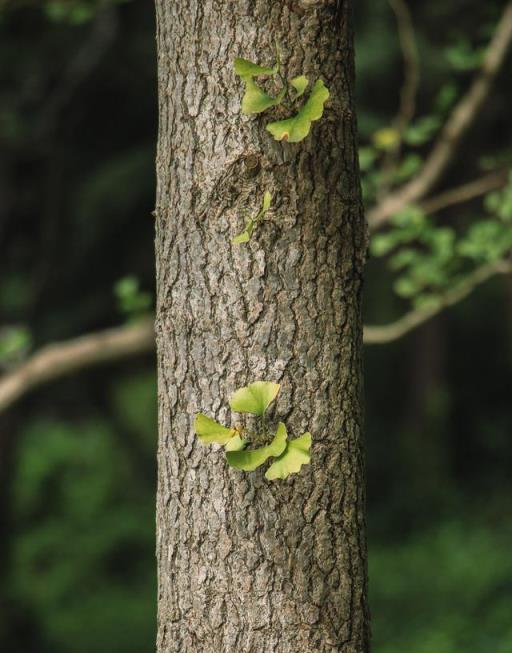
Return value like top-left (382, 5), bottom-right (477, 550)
top-left (226, 422), bottom-right (288, 471)
top-left (266, 79), bottom-right (329, 143)
top-left (232, 191), bottom-right (272, 244)
top-left (234, 58), bottom-right (276, 77)
top-left (224, 434), bottom-right (247, 452)
top-left (290, 75), bottom-right (308, 97)
top-left (194, 413), bottom-right (235, 445)
top-left (265, 432), bottom-right (312, 480)
top-left (240, 78), bottom-right (286, 115)
top-left (232, 219), bottom-right (255, 244)
top-left (229, 380), bottom-right (280, 416)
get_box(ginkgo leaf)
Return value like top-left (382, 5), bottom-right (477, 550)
top-left (261, 190), bottom-right (272, 211)
top-left (232, 191), bottom-right (272, 245)
top-left (229, 381), bottom-right (280, 416)
top-left (266, 79), bottom-right (329, 143)
top-left (234, 57), bottom-right (276, 77)
top-left (224, 434), bottom-right (247, 452)
top-left (290, 75), bottom-right (308, 97)
top-left (265, 432), bottom-right (312, 480)
top-left (232, 219), bottom-right (255, 244)
top-left (226, 422), bottom-right (288, 471)
top-left (240, 77), bottom-right (286, 115)
top-left (194, 413), bottom-right (235, 445)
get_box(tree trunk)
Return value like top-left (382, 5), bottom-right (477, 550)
top-left (154, 1), bottom-right (369, 652)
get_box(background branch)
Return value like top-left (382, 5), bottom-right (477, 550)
top-left (376, 0), bottom-right (420, 198)
top-left (1, 254), bottom-right (510, 413)
top-left (419, 169), bottom-right (508, 215)
top-left (388, 0), bottom-right (419, 146)
top-left (368, 1), bottom-right (512, 230)
top-left (0, 319), bottom-right (154, 414)
top-left (363, 259), bottom-right (512, 344)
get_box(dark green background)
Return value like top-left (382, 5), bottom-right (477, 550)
top-left (1, 1), bottom-right (511, 651)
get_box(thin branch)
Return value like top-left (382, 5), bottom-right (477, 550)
top-left (376, 0), bottom-right (420, 198)
top-left (368, 1), bottom-right (512, 230)
top-left (363, 259), bottom-right (512, 344)
top-left (389, 0), bottom-right (420, 145)
top-left (420, 169), bottom-right (508, 215)
top-left (0, 319), bottom-right (155, 414)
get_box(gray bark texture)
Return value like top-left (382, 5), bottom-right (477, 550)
top-left (154, 1), bottom-right (369, 652)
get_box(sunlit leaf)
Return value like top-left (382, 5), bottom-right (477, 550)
top-left (232, 219), bottom-right (255, 244)
top-left (232, 191), bottom-right (272, 245)
top-left (194, 413), bottom-right (235, 445)
top-left (266, 79), bottom-right (329, 143)
top-left (265, 432), bottom-right (312, 480)
top-left (261, 190), bottom-right (272, 212)
top-left (372, 127), bottom-right (400, 151)
top-left (240, 77), bottom-right (286, 115)
top-left (229, 381), bottom-right (280, 415)
top-left (234, 57), bottom-right (276, 77)
top-left (224, 434), bottom-right (247, 452)
top-left (226, 422), bottom-right (287, 471)
top-left (290, 75), bottom-right (308, 97)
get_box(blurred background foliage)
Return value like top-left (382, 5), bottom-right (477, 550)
top-left (0, 0), bottom-right (511, 651)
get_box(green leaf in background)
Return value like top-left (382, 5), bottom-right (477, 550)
top-left (229, 380), bottom-right (280, 416)
top-left (44, 1), bottom-right (95, 25)
top-left (372, 127), bottom-right (400, 151)
top-left (404, 115), bottom-right (442, 146)
top-left (359, 146), bottom-right (378, 172)
top-left (394, 154), bottom-right (422, 182)
top-left (484, 173), bottom-right (512, 221)
top-left (457, 220), bottom-right (512, 262)
top-left (394, 276), bottom-right (421, 298)
top-left (194, 414), bottom-right (236, 445)
top-left (445, 38), bottom-right (485, 71)
top-left (11, 417), bottom-right (156, 653)
top-left (266, 79), bottom-right (329, 143)
top-left (234, 57), bottom-right (276, 77)
top-left (389, 248), bottom-right (418, 271)
top-left (114, 276), bottom-right (152, 319)
top-left (226, 421), bottom-right (287, 471)
top-left (265, 431), bottom-right (312, 480)
top-left (290, 75), bottom-right (308, 97)
top-left (232, 190), bottom-right (272, 244)
top-left (0, 325), bottom-right (31, 364)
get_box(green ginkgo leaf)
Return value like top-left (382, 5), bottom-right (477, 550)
top-left (234, 57), bottom-right (276, 77)
top-left (229, 380), bottom-right (280, 415)
top-left (261, 190), bottom-right (272, 211)
top-left (265, 432), bottom-right (312, 480)
top-left (240, 77), bottom-right (286, 115)
top-left (224, 434), bottom-right (247, 452)
top-left (194, 413), bottom-right (235, 445)
top-left (232, 191), bottom-right (272, 245)
top-left (266, 79), bottom-right (329, 143)
top-left (232, 219), bottom-right (255, 244)
top-left (290, 75), bottom-right (308, 97)
top-left (226, 422), bottom-right (288, 471)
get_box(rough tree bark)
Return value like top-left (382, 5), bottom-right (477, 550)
top-left (154, 1), bottom-right (369, 652)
